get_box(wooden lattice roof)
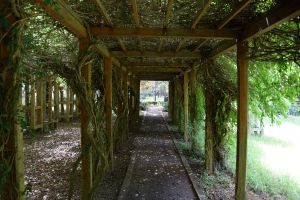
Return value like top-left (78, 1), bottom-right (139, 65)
top-left (35, 0), bottom-right (300, 80)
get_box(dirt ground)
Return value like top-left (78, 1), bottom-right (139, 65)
top-left (25, 121), bottom-right (81, 200)
top-left (24, 121), bottom-right (132, 200)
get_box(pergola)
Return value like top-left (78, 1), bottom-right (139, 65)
top-left (1, 0), bottom-right (300, 200)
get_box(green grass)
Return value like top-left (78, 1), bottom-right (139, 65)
top-left (284, 115), bottom-right (300, 126)
top-left (227, 134), bottom-right (300, 199)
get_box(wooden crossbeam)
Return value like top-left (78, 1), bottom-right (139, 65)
top-left (176, 0), bottom-right (212, 52)
top-left (35, 0), bottom-right (124, 66)
top-left (241, 1), bottom-right (300, 41)
top-left (111, 51), bottom-right (200, 58)
top-left (93, 0), bottom-right (112, 25)
top-left (92, 44), bottom-right (121, 67)
top-left (128, 67), bottom-right (183, 73)
top-left (130, 0), bottom-right (140, 27)
top-left (191, 0), bottom-right (213, 29)
top-left (92, 0), bottom-right (127, 51)
top-left (164, 0), bottom-right (174, 26)
top-left (193, 0), bottom-right (251, 52)
top-left (91, 27), bottom-right (237, 39)
top-left (209, 0), bottom-right (300, 57)
top-left (217, 0), bottom-right (252, 29)
top-left (35, 0), bottom-right (87, 38)
top-left (160, 0), bottom-right (174, 51)
top-left (209, 40), bottom-right (236, 58)
top-left (122, 61), bottom-right (186, 67)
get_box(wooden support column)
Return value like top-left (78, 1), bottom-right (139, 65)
top-left (48, 77), bottom-right (53, 128)
top-left (123, 70), bottom-right (129, 137)
top-left (0, 2), bottom-right (25, 199)
top-left (235, 39), bottom-right (249, 200)
top-left (190, 67), bottom-right (197, 149)
top-left (79, 38), bottom-right (93, 200)
top-left (36, 80), bottom-right (44, 130)
top-left (53, 80), bottom-right (59, 128)
top-left (59, 86), bottom-right (64, 119)
top-left (168, 81), bottom-right (174, 120)
top-left (65, 87), bottom-right (70, 122)
top-left (30, 77), bottom-right (36, 130)
top-left (104, 57), bottom-right (113, 169)
top-left (184, 71), bottom-right (189, 143)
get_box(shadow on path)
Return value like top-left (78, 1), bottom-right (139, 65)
top-left (120, 105), bottom-right (197, 200)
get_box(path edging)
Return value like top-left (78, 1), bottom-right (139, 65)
top-left (161, 113), bottom-right (208, 200)
top-left (117, 151), bottom-right (137, 200)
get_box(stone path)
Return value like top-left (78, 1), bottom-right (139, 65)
top-left (119, 105), bottom-right (198, 200)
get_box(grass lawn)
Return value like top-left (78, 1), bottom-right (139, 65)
top-left (228, 116), bottom-right (300, 199)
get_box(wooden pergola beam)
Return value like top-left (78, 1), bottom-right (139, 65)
top-left (128, 67), bottom-right (183, 73)
top-left (191, 0), bottom-right (213, 29)
top-left (93, 44), bottom-right (121, 67)
top-left (35, 0), bottom-right (88, 38)
top-left (122, 61), bottom-right (186, 67)
top-left (92, 0), bottom-right (127, 51)
top-left (130, 0), bottom-right (140, 27)
top-left (217, 0), bottom-right (252, 29)
top-left (194, 0), bottom-right (251, 52)
top-left (241, 0), bottom-right (300, 41)
top-left (93, 0), bottom-right (112, 25)
top-left (35, 0), bottom-right (123, 66)
top-left (209, 0), bottom-right (300, 57)
top-left (111, 51), bottom-right (200, 58)
top-left (91, 27), bottom-right (237, 39)
top-left (209, 40), bottom-right (236, 58)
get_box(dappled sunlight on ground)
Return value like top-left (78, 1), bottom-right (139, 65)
top-left (260, 121), bottom-right (300, 185)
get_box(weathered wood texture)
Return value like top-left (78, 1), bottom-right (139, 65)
top-left (0, 2), bottom-right (25, 199)
top-left (104, 57), bottom-right (113, 169)
top-left (235, 40), bottom-right (249, 200)
top-left (184, 71), bottom-right (189, 143)
top-left (79, 38), bottom-right (93, 200)
top-left (91, 27), bottom-right (237, 39)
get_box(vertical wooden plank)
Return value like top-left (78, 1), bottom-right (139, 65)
top-left (235, 39), bottom-right (249, 200)
top-left (0, 2), bottom-right (25, 199)
top-left (204, 88), bottom-right (214, 174)
top-left (48, 77), bottom-right (53, 128)
top-left (184, 71), bottom-right (189, 143)
top-left (123, 70), bottom-right (129, 137)
top-left (30, 77), bottom-right (36, 130)
top-left (79, 38), bottom-right (93, 200)
top-left (69, 89), bottom-right (74, 119)
top-left (53, 80), bottom-right (59, 128)
top-left (65, 87), bottom-right (70, 122)
top-left (190, 67), bottom-right (197, 149)
top-left (104, 57), bottom-right (113, 169)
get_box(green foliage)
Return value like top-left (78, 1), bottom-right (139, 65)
top-left (249, 61), bottom-right (300, 123)
top-left (191, 87), bottom-right (205, 156)
top-left (227, 134), bottom-right (300, 199)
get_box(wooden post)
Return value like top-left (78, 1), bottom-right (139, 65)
top-left (36, 80), bottom-right (44, 130)
top-left (69, 89), bottom-right (74, 119)
top-left (235, 39), bottom-right (249, 200)
top-left (104, 57), bottom-right (113, 169)
top-left (123, 70), bottom-right (129, 137)
top-left (65, 87), bottom-right (70, 122)
top-left (30, 77), bottom-right (36, 130)
top-left (48, 77), bottom-right (53, 128)
top-left (53, 80), bottom-right (59, 128)
top-left (190, 67), bottom-right (197, 149)
top-left (168, 81), bottom-right (174, 121)
top-left (184, 71), bottom-right (189, 143)
top-left (59, 86), bottom-right (64, 119)
top-left (117, 67), bottom-right (123, 145)
top-left (79, 38), bottom-right (93, 200)
top-left (0, 2), bottom-right (25, 199)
